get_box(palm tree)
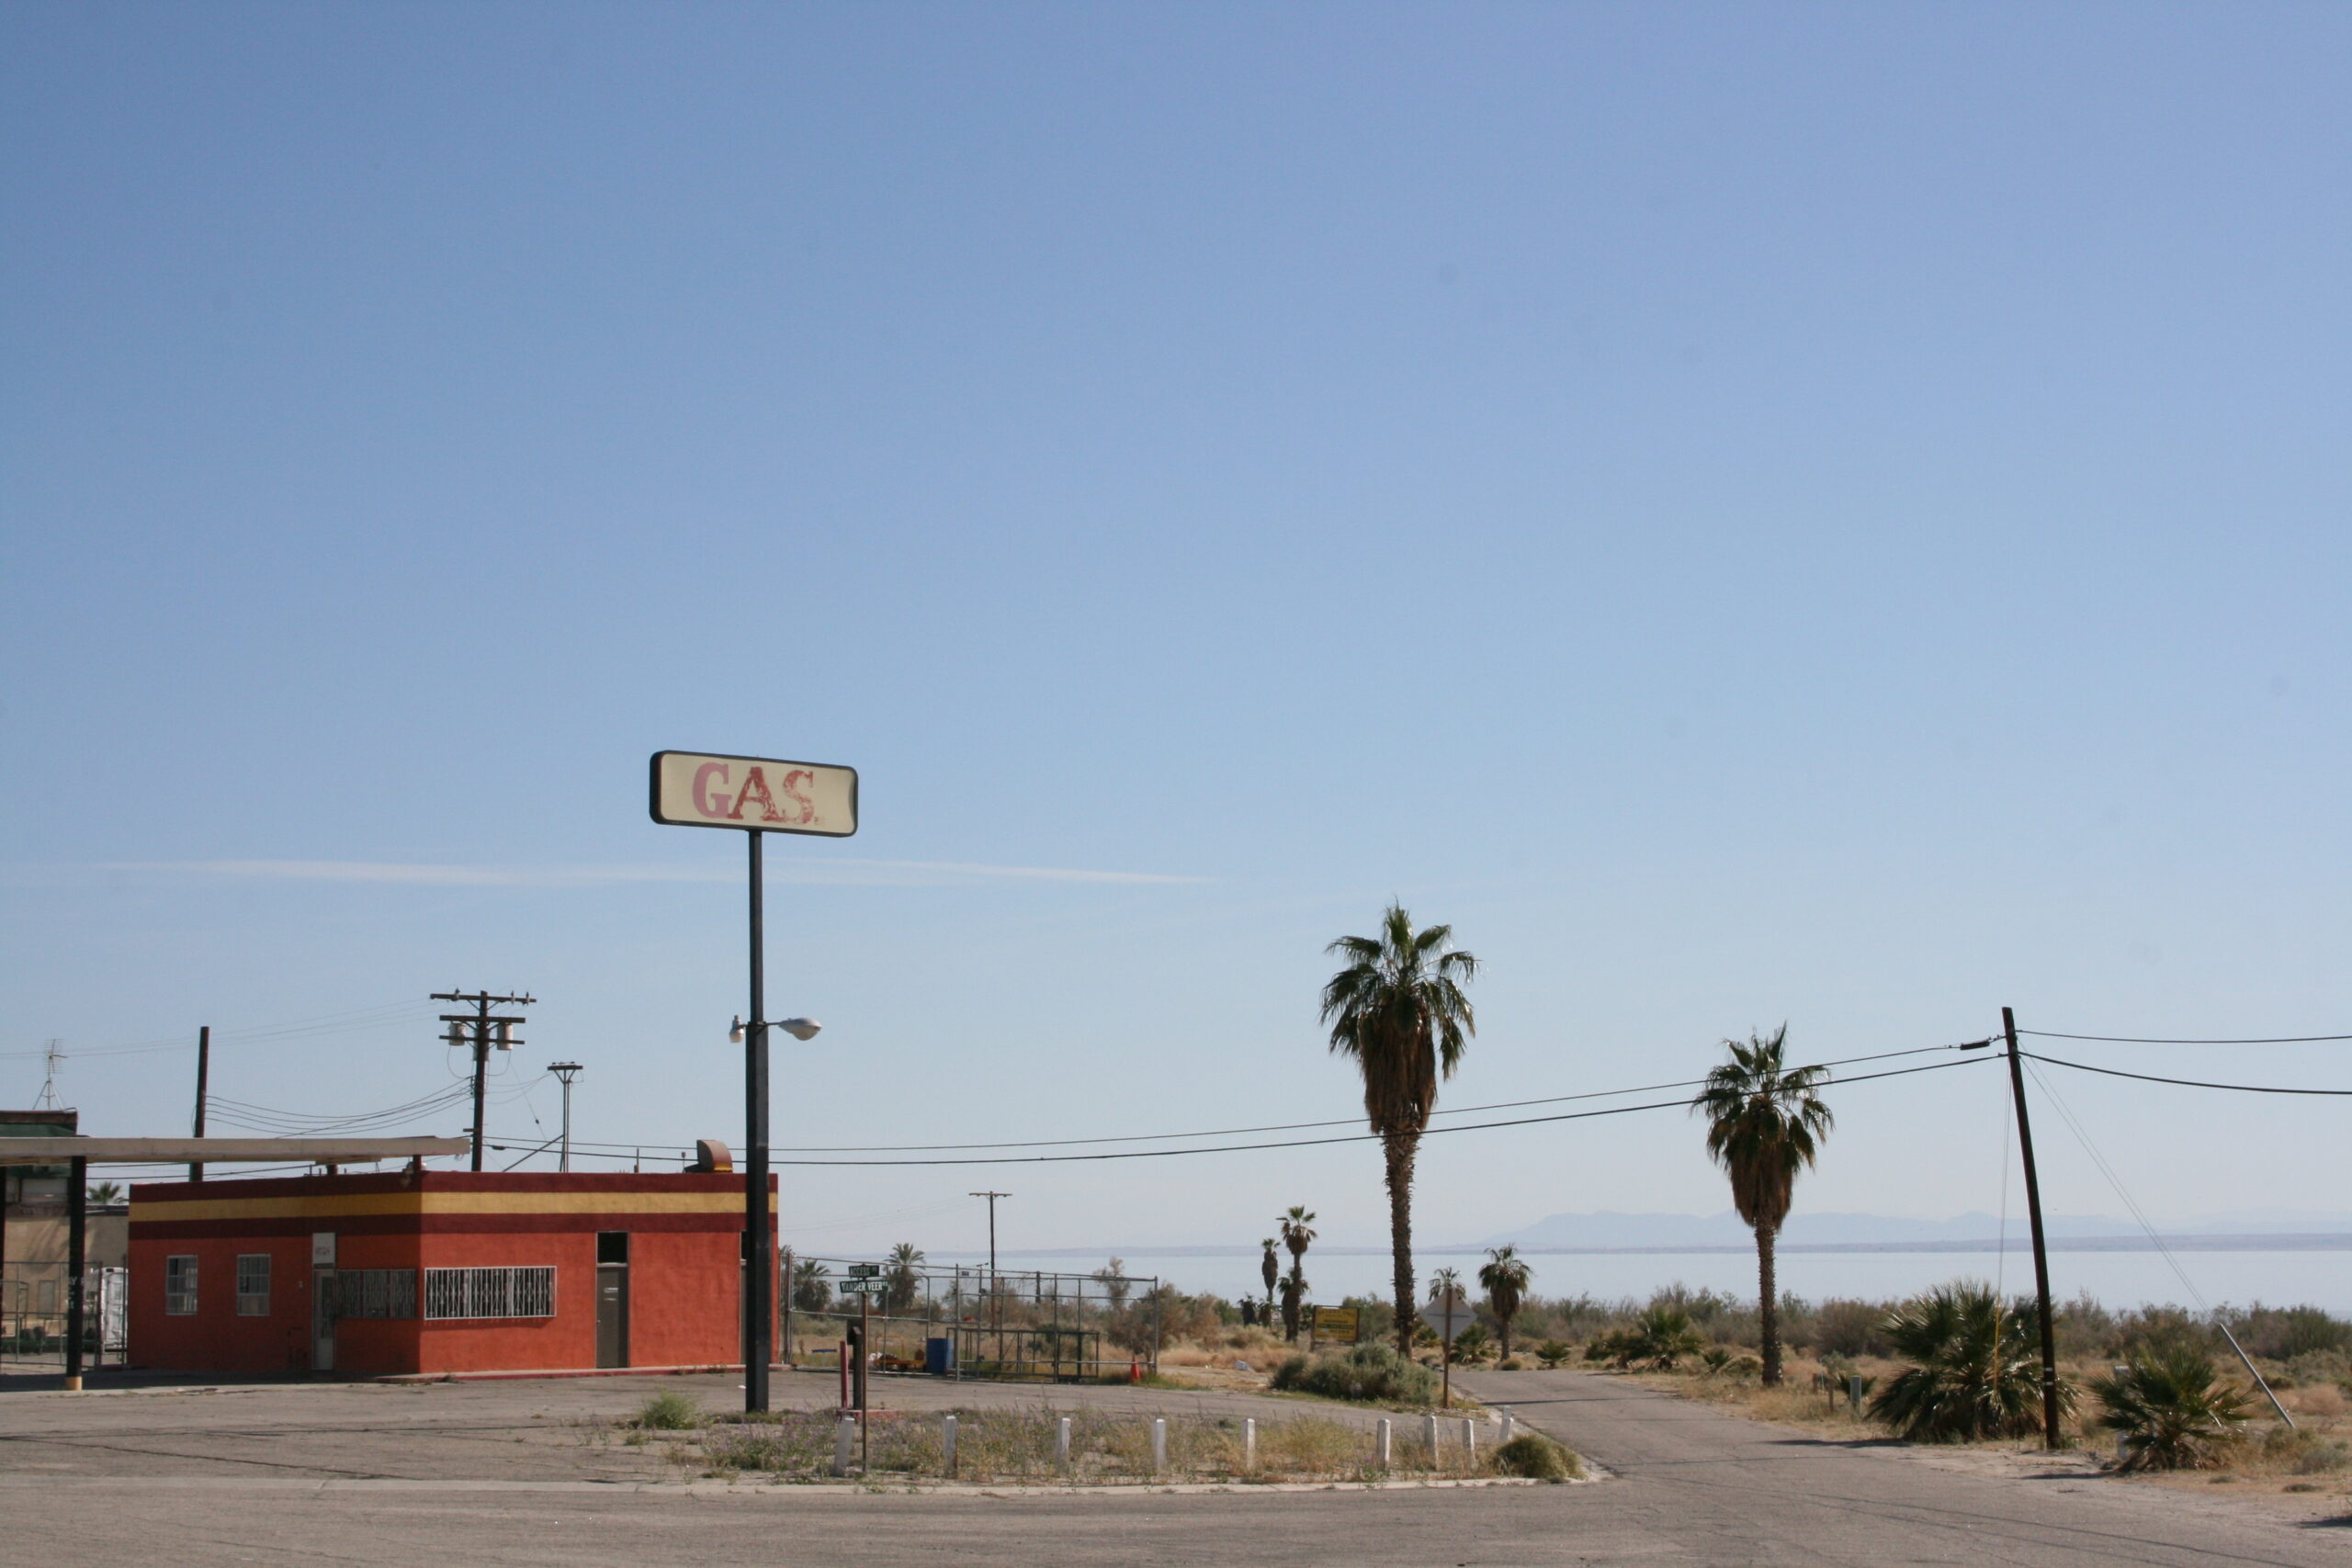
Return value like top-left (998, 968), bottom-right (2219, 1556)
top-left (1277, 1270), bottom-right (1307, 1340)
top-left (791, 1258), bottom-right (832, 1313)
top-left (1478, 1244), bottom-right (1532, 1362)
top-left (1280, 1206), bottom-right (1317, 1275)
top-left (1322, 902), bottom-right (1479, 1355)
top-left (1870, 1282), bottom-right (2068, 1441)
top-left (1691, 1025), bottom-right (1832, 1386)
top-left (86, 1180), bottom-right (126, 1207)
top-left (885, 1242), bottom-right (925, 1314)
top-left (1261, 1237), bottom-right (1280, 1322)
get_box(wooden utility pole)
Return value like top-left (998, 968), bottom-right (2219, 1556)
top-left (433, 991), bottom-right (534, 1172)
top-left (970, 1190), bottom-right (1009, 1328)
top-left (2002, 1007), bottom-right (2064, 1450)
top-left (189, 1025), bottom-right (210, 1183)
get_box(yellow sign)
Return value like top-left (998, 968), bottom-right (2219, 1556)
top-left (1310, 1306), bottom-right (1360, 1343)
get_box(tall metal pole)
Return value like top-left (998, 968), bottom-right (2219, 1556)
top-left (189, 1025), bottom-right (210, 1183)
top-left (64, 1155), bottom-right (87, 1391)
top-left (744, 830), bottom-right (773, 1414)
top-left (2003, 1007), bottom-right (2064, 1450)
top-left (469, 997), bottom-right (490, 1171)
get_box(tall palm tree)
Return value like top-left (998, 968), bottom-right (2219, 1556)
top-left (1280, 1206), bottom-right (1317, 1275)
top-left (1478, 1244), bottom-right (1532, 1362)
top-left (1691, 1025), bottom-right (1833, 1386)
top-left (1322, 902), bottom-right (1478, 1355)
top-left (1260, 1237), bottom-right (1280, 1321)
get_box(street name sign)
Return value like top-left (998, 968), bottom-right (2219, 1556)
top-left (847, 1263), bottom-right (881, 1278)
top-left (839, 1278), bottom-right (888, 1295)
top-left (649, 750), bottom-right (858, 836)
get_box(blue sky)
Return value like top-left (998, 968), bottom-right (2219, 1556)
top-left (4, 5), bottom-right (2346, 1282)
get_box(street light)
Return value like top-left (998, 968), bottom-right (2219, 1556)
top-left (726, 1011), bottom-right (822, 1406)
top-left (730, 1015), bottom-right (822, 1043)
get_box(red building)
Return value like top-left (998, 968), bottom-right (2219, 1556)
top-left (128, 1169), bottom-right (775, 1376)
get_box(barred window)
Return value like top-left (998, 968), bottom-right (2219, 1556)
top-left (422, 1266), bottom-right (555, 1320)
top-left (334, 1269), bottom-right (418, 1321)
top-left (164, 1255), bottom-right (198, 1316)
top-left (235, 1254), bottom-right (271, 1316)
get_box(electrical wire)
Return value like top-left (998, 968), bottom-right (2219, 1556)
top-left (571, 1042), bottom-right (1981, 1157)
top-left (2018, 1030), bottom-right (2352, 1044)
top-left (2021, 1053), bottom-right (2352, 1096)
top-left (739, 1056), bottom-right (1994, 1168)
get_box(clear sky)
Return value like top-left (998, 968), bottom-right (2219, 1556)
top-left (5, 5), bottom-right (2346, 1281)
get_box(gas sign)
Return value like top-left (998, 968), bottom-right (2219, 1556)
top-left (650, 750), bottom-right (858, 837)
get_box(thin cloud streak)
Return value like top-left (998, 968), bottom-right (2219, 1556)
top-left (91, 859), bottom-right (1208, 888)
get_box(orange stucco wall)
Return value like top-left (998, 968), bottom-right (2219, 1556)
top-left (127, 1171), bottom-right (774, 1376)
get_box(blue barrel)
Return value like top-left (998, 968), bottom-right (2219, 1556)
top-left (924, 1337), bottom-right (954, 1375)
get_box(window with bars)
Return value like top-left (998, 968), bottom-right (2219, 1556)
top-left (333, 1269), bottom-right (418, 1320)
top-left (235, 1254), bottom-right (271, 1316)
top-left (422, 1266), bottom-right (555, 1320)
top-left (164, 1255), bottom-right (198, 1315)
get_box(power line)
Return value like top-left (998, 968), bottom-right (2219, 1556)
top-left (573, 1042), bottom-right (1977, 1157)
top-left (2020, 1052), bottom-right (2352, 1096)
top-left (2017, 1030), bottom-right (2352, 1044)
top-left (741, 1056), bottom-right (1994, 1168)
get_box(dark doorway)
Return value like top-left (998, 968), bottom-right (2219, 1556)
top-left (595, 1232), bottom-right (629, 1369)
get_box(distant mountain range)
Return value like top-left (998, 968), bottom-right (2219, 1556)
top-left (1469, 1209), bottom-right (2352, 1253)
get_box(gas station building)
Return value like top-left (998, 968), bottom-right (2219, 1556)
top-left (126, 1168), bottom-right (777, 1376)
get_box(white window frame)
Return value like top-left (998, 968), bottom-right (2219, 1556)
top-left (164, 1255), bottom-right (198, 1316)
top-left (235, 1254), bottom-right (271, 1316)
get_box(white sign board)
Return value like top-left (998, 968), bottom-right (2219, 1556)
top-left (311, 1232), bottom-right (336, 1267)
top-left (1429, 1303), bottom-right (1474, 1342)
top-left (650, 751), bottom-right (858, 837)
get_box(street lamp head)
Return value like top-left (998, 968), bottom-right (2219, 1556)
top-left (728, 1015), bottom-right (746, 1044)
top-left (778, 1017), bottom-right (822, 1042)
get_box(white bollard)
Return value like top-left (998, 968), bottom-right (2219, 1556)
top-left (1375, 1416), bottom-right (1393, 1469)
top-left (1056, 1415), bottom-right (1072, 1471)
top-left (1242, 1417), bottom-right (1256, 1471)
top-left (944, 1414), bottom-right (958, 1478)
top-left (1150, 1416), bottom-right (1167, 1472)
top-left (1423, 1412), bottom-right (1440, 1462)
top-left (833, 1415), bottom-right (855, 1476)
top-left (1498, 1408), bottom-right (1514, 1446)
top-left (1462, 1417), bottom-right (1477, 1468)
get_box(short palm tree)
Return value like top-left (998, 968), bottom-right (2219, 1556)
top-left (1278, 1270), bottom-right (1307, 1341)
top-left (1260, 1237), bottom-right (1280, 1322)
top-left (1478, 1245), bottom-right (1533, 1362)
top-left (86, 1180), bottom-right (126, 1206)
top-left (1869, 1282), bottom-right (2067, 1441)
top-left (791, 1258), bottom-right (832, 1313)
top-left (1691, 1025), bottom-right (1831, 1385)
top-left (885, 1242), bottom-right (925, 1314)
top-left (2091, 1345), bottom-right (2250, 1471)
top-left (1323, 903), bottom-right (1479, 1354)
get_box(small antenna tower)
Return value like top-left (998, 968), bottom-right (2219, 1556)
top-left (34, 1040), bottom-right (64, 1110)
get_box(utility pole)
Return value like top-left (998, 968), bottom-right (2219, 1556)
top-left (189, 1026), bottom-right (210, 1183)
top-left (548, 1063), bottom-right (582, 1171)
top-left (970, 1191), bottom-right (1009, 1327)
top-left (2002, 1007), bottom-right (2064, 1450)
top-left (433, 991), bottom-right (535, 1171)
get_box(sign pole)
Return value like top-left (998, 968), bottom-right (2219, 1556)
top-left (745, 830), bottom-right (773, 1415)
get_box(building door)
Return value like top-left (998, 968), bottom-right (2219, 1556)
top-left (595, 1232), bottom-right (628, 1369)
top-left (311, 1269), bottom-right (336, 1371)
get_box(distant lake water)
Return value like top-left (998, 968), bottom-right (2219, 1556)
top-left (938, 1246), bottom-right (2352, 1314)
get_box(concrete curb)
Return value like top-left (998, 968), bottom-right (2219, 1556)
top-left (0, 1473), bottom-right (1589, 1496)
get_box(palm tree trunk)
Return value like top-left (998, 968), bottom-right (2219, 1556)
top-left (1498, 1314), bottom-right (1511, 1363)
top-left (1385, 1134), bottom-right (1419, 1355)
top-left (1756, 1224), bottom-right (1781, 1387)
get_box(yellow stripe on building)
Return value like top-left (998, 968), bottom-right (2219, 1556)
top-left (133, 1190), bottom-right (776, 1223)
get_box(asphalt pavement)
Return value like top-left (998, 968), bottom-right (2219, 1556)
top-left (0, 1365), bottom-right (2342, 1564)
